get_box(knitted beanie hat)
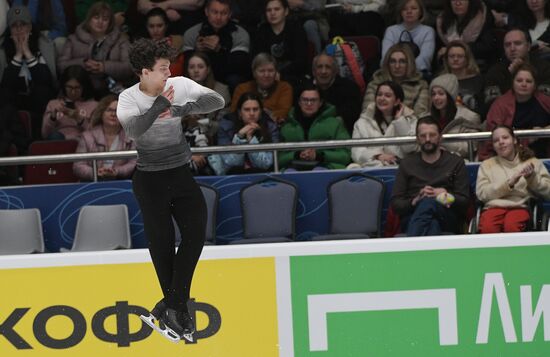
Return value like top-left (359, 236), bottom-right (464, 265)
top-left (7, 6), bottom-right (32, 27)
top-left (430, 73), bottom-right (459, 101)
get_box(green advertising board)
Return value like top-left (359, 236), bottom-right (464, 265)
top-left (289, 241), bottom-right (550, 356)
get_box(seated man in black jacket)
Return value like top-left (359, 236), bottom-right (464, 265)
top-left (390, 116), bottom-right (470, 237)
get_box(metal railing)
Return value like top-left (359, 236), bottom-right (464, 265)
top-left (2, 128), bottom-right (550, 181)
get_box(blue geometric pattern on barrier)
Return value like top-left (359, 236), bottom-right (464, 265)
top-left (0, 190), bottom-right (24, 209)
top-left (296, 198), bottom-right (326, 219)
top-left (0, 181), bottom-right (141, 252)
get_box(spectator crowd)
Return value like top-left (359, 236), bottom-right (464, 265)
top-left (2, 0), bottom-right (550, 236)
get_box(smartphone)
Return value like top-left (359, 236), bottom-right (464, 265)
top-left (65, 100), bottom-right (76, 109)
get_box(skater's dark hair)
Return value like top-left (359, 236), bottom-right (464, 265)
top-left (129, 38), bottom-right (177, 75)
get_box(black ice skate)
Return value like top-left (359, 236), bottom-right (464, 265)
top-left (162, 308), bottom-right (196, 343)
top-left (140, 300), bottom-right (180, 343)
top-left (179, 311), bottom-right (196, 343)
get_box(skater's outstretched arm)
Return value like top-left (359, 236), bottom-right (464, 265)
top-left (171, 91), bottom-right (225, 118)
top-left (169, 76), bottom-right (225, 117)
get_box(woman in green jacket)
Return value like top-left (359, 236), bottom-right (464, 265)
top-left (279, 82), bottom-right (351, 171)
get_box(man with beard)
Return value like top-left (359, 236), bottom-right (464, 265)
top-left (390, 116), bottom-right (470, 236)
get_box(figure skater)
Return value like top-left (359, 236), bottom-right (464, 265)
top-left (117, 38), bottom-right (225, 342)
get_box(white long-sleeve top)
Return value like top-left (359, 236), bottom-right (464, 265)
top-left (117, 76), bottom-right (225, 171)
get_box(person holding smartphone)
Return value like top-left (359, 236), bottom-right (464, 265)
top-left (350, 81), bottom-right (418, 168)
top-left (42, 65), bottom-right (98, 140)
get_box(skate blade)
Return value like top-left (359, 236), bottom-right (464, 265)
top-left (160, 321), bottom-right (185, 342)
top-left (139, 314), bottom-right (180, 343)
top-left (160, 328), bottom-right (181, 343)
top-left (163, 324), bottom-right (195, 343)
top-left (182, 333), bottom-right (194, 343)
top-left (139, 314), bottom-right (157, 331)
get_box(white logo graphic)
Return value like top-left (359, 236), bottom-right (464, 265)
top-left (306, 273), bottom-right (550, 352)
top-left (307, 289), bottom-right (458, 351)
top-left (476, 272), bottom-right (550, 343)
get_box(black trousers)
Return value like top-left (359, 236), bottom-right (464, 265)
top-left (132, 164), bottom-right (206, 312)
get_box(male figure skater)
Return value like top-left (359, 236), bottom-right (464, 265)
top-left (117, 38), bottom-right (225, 342)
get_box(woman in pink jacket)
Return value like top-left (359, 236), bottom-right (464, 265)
top-left (73, 94), bottom-right (136, 181)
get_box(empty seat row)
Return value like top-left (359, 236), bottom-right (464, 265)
top-left (0, 174), bottom-right (386, 255)
top-left (181, 175), bottom-right (384, 245)
top-left (233, 174), bottom-right (385, 244)
top-left (0, 204), bottom-right (131, 255)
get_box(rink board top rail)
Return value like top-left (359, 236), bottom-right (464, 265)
top-left (1, 232), bottom-right (549, 269)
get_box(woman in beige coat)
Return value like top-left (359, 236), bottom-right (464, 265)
top-left (350, 81), bottom-right (417, 168)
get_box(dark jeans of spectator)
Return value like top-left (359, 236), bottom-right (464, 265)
top-left (328, 11), bottom-right (385, 40)
top-left (132, 164), bottom-right (206, 313)
top-left (401, 198), bottom-right (460, 237)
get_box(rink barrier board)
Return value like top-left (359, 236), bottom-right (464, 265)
top-left (1, 161), bottom-right (535, 251)
top-left (1, 233), bottom-right (550, 356)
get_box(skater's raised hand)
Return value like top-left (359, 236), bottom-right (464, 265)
top-left (161, 85), bottom-right (174, 103)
